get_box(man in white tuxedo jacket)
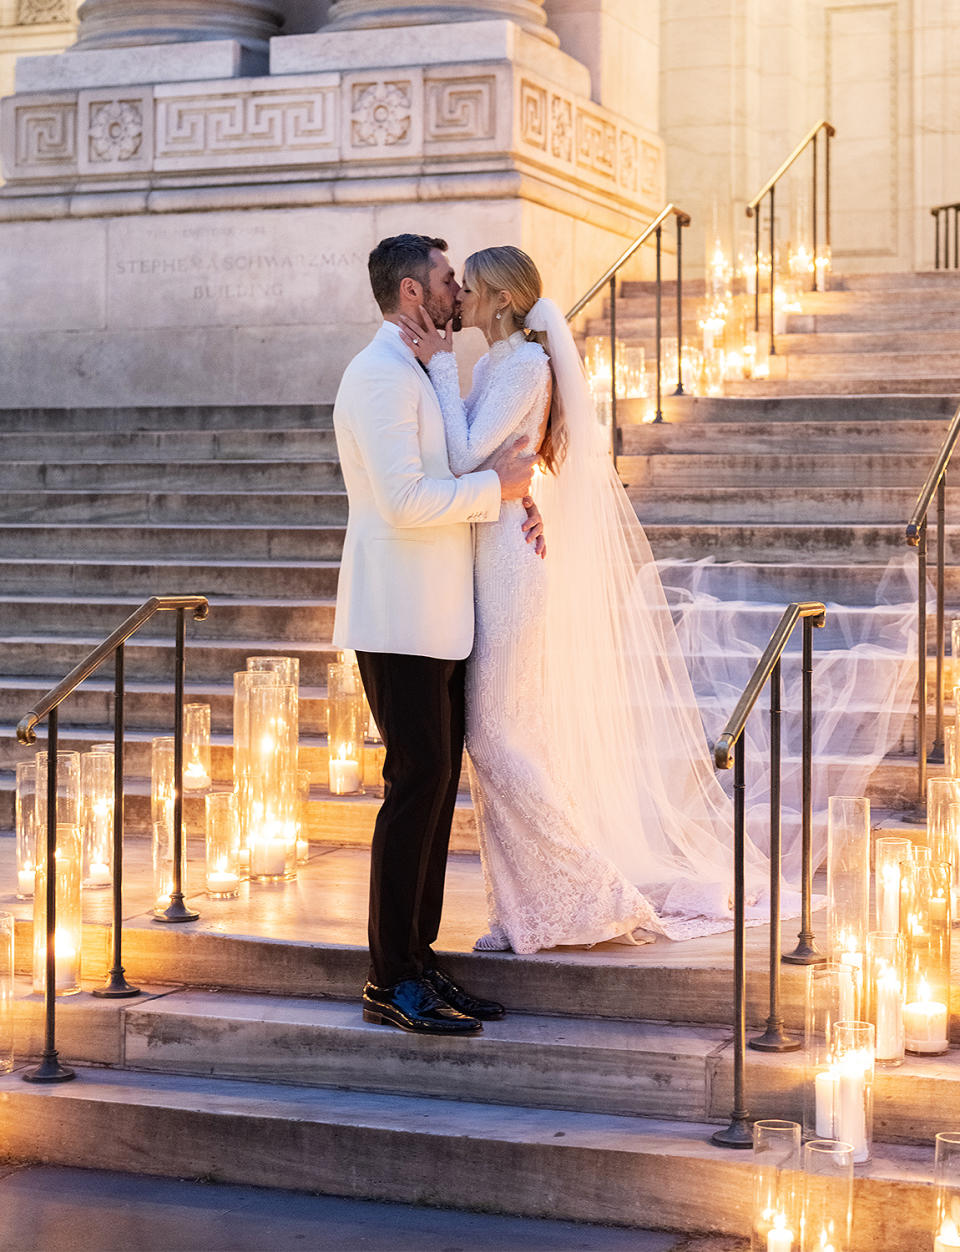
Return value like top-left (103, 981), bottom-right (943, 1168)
top-left (333, 235), bottom-right (536, 1035)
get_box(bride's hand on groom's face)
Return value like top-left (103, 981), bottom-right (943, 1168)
top-left (398, 308), bottom-right (453, 365)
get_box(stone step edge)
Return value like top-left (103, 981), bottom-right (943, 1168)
top-left (0, 1066), bottom-right (933, 1251)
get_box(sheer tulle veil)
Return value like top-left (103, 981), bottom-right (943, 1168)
top-left (524, 297), bottom-right (772, 935)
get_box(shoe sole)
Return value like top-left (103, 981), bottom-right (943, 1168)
top-left (361, 1006), bottom-right (482, 1035)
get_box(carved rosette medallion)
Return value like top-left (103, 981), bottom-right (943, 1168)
top-left (16, 0), bottom-right (72, 25)
top-left (89, 100), bottom-right (143, 163)
top-left (351, 81), bottom-right (411, 148)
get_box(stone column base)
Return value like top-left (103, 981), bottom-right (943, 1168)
top-left (74, 0), bottom-right (284, 53)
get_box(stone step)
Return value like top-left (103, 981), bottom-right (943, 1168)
top-left (0, 1066), bottom-right (930, 1250)
top-left (657, 556), bottom-right (926, 605)
top-left (0, 459), bottom-right (344, 491)
top-left (0, 492), bottom-right (349, 526)
top-left (0, 405), bottom-right (333, 432)
top-left (776, 351), bottom-right (960, 379)
top-left (0, 429), bottom-right (338, 461)
top-left (0, 523), bottom-right (346, 562)
top-left (641, 394), bottom-right (957, 423)
top-left (621, 419), bottom-right (948, 456)
top-left (621, 450), bottom-right (932, 488)
top-left (0, 595), bottom-right (336, 641)
top-left (644, 521), bottom-right (938, 562)
top-left (780, 330), bottom-right (960, 357)
top-left (0, 558), bottom-right (342, 599)
top-left (840, 269), bottom-right (960, 290)
top-left (632, 485), bottom-right (956, 526)
top-left (786, 309), bottom-right (960, 334)
top-left (723, 377), bottom-right (960, 397)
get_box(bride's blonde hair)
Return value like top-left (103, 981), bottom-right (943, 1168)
top-left (463, 245), bottom-right (565, 473)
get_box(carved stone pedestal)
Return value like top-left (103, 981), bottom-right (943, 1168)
top-left (74, 0), bottom-right (284, 52)
top-left (325, 0), bottom-right (555, 42)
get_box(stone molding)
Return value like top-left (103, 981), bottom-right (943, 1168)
top-left (14, 0), bottom-right (73, 23)
top-left (0, 64), bottom-right (662, 207)
top-left (73, 0), bottom-right (283, 51)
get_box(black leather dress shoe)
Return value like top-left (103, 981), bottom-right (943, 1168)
top-left (423, 966), bottom-right (506, 1021)
top-left (362, 977), bottom-right (483, 1035)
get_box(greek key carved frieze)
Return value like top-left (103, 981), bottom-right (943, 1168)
top-left (618, 131), bottom-right (638, 193)
top-left (16, 0), bottom-right (72, 25)
top-left (576, 110), bottom-right (617, 180)
top-left (520, 80), bottom-right (547, 151)
top-left (350, 79), bottom-right (413, 148)
top-left (640, 140), bottom-right (660, 198)
top-left (425, 77), bottom-right (495, 143)
top-left (12, 98), bottom-right (77, 174)
top-left (155, 89), bottom-right (337, 162)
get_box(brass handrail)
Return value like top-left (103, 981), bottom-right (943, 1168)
top-left (15, 593), bottom-right (209, 1086)
top-left (17, 594), bottom-right (208, 744)
top-left (565, 203), bottom-right (692, 447)
top-left (710, 600), bottom-right (826, 1150)
top-left (906, 401), bottom-right (960, 802)
top-left (745, 120), bottom-right (836, 356)
top-left (746, 120), bottom-right (836, 213)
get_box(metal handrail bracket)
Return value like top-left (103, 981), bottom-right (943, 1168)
top-left (16, 593), bottom-right (209, 1084)
top-left (566, 203), bottom-right (692, 451)
top-left (907, 400), bottom-right (960, 802)
top-left (711, 600), bottom-right (826, 1149)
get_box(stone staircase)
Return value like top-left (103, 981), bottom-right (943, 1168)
top-left (2, 270), bottom-right (960, 1247)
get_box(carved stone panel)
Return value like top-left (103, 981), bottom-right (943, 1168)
top-left (576, 108), bottom-right (617, 181)
top-left (342, 71), bottom-right (423, 157)
top-left (1, 94), bottom-right (77, 180)
top-left (78, 88), bottom-right (153, 174)
top-left (520, 80), bottom-right (547, 151)
top-left (425, 77), bottom-right (496, 145)
top-left (155, 79), bottom-right (339, 171)
top-left (16, 0), bottom-right (72, 25)
top-left (549, 94), bottom-right (573, 164)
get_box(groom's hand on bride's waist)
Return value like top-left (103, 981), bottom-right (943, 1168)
top-left (492, 437), bottom-right (536, 501)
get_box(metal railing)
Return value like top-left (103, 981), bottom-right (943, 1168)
top-left (15, 594), bottom-right (209, 1083)
top-left (711, 601), bottom-right (826, 1148)
top-left (907, 402), bottom-right (960, 803)
top-left (746, 120), bottom-right (835, 356)
top-left (932, 203), bottom-right (960, 270)
top-left (566, 203), bottom-right (692, 455)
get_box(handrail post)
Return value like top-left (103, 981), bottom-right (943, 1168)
top-left (811, 131), bottom-right (819, 293)
top-left (768, 184), bottom-right (776, 357)
top-left (654, 225), bottom-right (663, 422)
top-left (23, 706), bottom-right (75, 1084)
top-left (935, 210), bottom-right (941, 271)
top-left (918, 521), bottom-right (928, 804)
top-left (94, 644), bottom-right (139, 997)
top-left (609, 274), bottom-right (618, 459)
top-left (931, 476), bottom-right (947, 764)
top-left (753, 210), bottom-right (760, 334)
top-left (712, 739), bottom-right (752, 1148)
top-left (156, 607), bottom-right (199, 923)
top-left (825, 127), bottom-right (832, 260)
top-left (784, 617), bottom-right (824, 965)
top-left (674, 214), bottom-right (684, 396)
top-left (750, 657), bottom-right (800, 1052)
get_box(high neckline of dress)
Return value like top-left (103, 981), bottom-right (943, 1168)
top-left (488, 330), bottom-right (526, 362)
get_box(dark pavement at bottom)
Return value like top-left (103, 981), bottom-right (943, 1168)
top-left (0, 1164), bottom-right (749, 1252)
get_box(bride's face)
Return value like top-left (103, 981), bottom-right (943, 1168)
top-left (458, 275), bottom-right (504, 340)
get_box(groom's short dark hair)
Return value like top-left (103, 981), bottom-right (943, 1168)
top-left (368, 234), bottom-right (448, 312)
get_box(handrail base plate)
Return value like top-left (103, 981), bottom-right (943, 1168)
top-left (711, 1118), bottom-right (753, 1149)
top-left (23, 1055), bottom-right (76, 1083)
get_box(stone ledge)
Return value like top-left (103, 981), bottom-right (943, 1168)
top-left (14, 40), bottom-right (266, 93)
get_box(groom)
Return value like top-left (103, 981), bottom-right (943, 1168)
top-left (332, 234), bottom-right (538, 1035)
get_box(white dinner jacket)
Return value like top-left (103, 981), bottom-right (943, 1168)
top-left (332, 322), bottom-right (502, 659)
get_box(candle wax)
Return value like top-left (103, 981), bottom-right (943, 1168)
top-left (814, 1069), bottom-right (837, 1138)
top-left (329, 757), bottom-right (362, 794)
top-left (17, 868), bottom-right (34, 897)
top-left (766, 1217), bottom-right (794, 1252)
top-left (87, 862), bottom-right (111, 886)
top-left (875, 973), bottom-right (903, 1061)
top-left (904, 998), bottom-right (948, 1053)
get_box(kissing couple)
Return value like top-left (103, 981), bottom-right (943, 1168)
top-left (332, 233), bottom-right (763, 1036)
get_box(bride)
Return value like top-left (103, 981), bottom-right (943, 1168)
top-left (399, 245), bottom-right (771, 952)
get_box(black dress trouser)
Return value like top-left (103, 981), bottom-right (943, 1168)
top-left (355, 650), bottom-right (466, 987)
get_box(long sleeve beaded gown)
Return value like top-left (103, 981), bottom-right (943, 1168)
top-left (428, 333), bottom-right (662, 952)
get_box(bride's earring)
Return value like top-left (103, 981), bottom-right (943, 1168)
top-left (495, 312), bottom-right (501, 321)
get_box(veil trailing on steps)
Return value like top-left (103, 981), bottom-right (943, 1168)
top-left (525, 296), bottom-right (916, 938)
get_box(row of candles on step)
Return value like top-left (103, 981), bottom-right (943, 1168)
top-left (11, 653), bottom-right (383, 988)
top-left (751, 1120), bottom-right (960, 1251)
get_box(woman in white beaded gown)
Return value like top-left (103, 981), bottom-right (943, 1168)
top-left (399, 246), bottom-right (772, 952)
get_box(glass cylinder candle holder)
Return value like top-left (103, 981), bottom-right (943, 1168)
top-left (245, 680), bottom-right (298, 883)
top-left (151, 736), bottom-right (176, 832)
top-left (928, 778), bottom-right (960, 899)
top-left (35, 749), bottom-right (80, 835)
top-left (826, 1022), bottom-right (874, 1163)
top-left (801, 1140), bottom-right (854, 1252)
top-left (935, 1132), bottom-right (960, 1251)
top-left (32, 822), bottom-right (82, 996)
top-left (15, 760), bottom-right (37, 899)
top-left (866, 931), bottom-right (905, 1067)
top-left (246, 655), bottom-right (299, 772)
top-left (362, 691), bottom-right (385, 799)
top-left (0, 913), bottom-right (13, 1073)
top-left (234, 669), bottom-right (280, 866)
top-left (751, 1119), bottom-right (801, 1252)
top-left (182, 702), bottom-right (212, 792)
top-left (153, 817), bottom-right (185, 913)
top-left (327, 660), bottom-right (365, 795)
top-left (901, 858), bottom-right (951, 1054)
top-left (948, 725), bottom-right (959, 780)
top-left (205, 792), bottom-right (240, 899)
top-left (80, 749), bottom-right (113, 889)
top-left (827, 797), bottom-right (870, 1009)
top-left (296, 768), bottom-right (310, 864)
top-left (804, 963), bottom-right (860, 1141)
top-left (874, 836), bottom-right (913, 934)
